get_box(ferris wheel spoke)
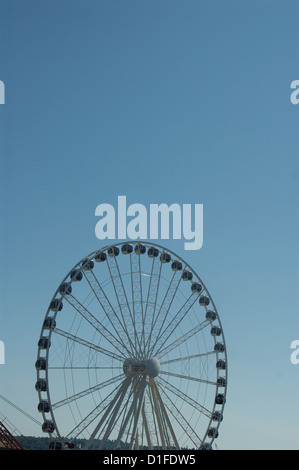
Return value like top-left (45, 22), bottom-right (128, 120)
top-left (159, 370), bottom-right (217, 387)
top-left (115, 390), bottom-right (134, 449)
top-left (147, 379), bottom-right (177, 449)
top-left (156, 384), bottom-right (203, 449)
top-left (76, 377), bottom-right (135, 442)
top-left (141, 402), bottom-right (153, 450)
top-left (112, 375), bottom-right (146, 450)
top-left (52, 373), bottom-right (124, 411)
top-left (156, 318), bottom-right (210, 359)
top-left (146, 386), bottom-right (160, 448)
top-left (142, 256), bottom-right (162, 356)
top-left (48, 366), bottom-right (122, 370)
top-left (147, 269), bottom-right (176, 350)
top-left (114, 376), bottom-right (148, 450)
top-left (130, 252), bottom-right (146, 357)
top-left (149, 378), bottom-right (180, 449)
top-left (130, 253), bottom-right (150, 358)
top-left (64, 294), bottom-right (133, 358)
top-left (142, 256), bottom-right (157, 351)
top-left (147, 271), bottom-right (182, 357)
top-left (53, 327), bottom-right (125, 362)
top-left (151, 293), bottom-right (199, 357)
top-left (83, 269), bottom-right (139, 358)
top-left (98, 374), bottom-right (147, 450)
top-left (147, 381), bottom-right (166, 449)
top-left (84, 374), bottom-right (133, 449)
top-left (144, 261), bottom-right (163, 355)
top-left (159, 350), bottom-right (216, 366)
top-left (105, 254), bottom-right (142, 358)
top-left (157, 376), bottom-right (213, 419)
top-left (68, 375), bottom-right (130, 444)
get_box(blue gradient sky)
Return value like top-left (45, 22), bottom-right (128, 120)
top-left (0, 0), bottom-right (298, 449)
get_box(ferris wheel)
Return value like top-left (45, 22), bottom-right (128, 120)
top-left (35, 242), bottom-right (227, 450)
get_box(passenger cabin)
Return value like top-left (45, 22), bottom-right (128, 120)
top-left (58, 283), bottom-right (72, 295)
top-left (211, 326), bottom-right (222, 337)
top-left (70, 269), bottom-right (83, 281)
top-left (207, 428), bottom-right (219, 438)
top-left (217, 377), bottom-right (226, 387)
top-left (212, 411), bottom-right (223, 422)
top-left (200, 443), bottom-right (212, 450)
top-left (199, 295), bottom-right (210, 306)
top-left (35, 358), bottom-right (46, 371)
top-left (147, 247), bottom-right (159, 258)
top-left (171, 260), bottom-right (182, 271)
top-left (35, 379), bottom-right (47, 392)
top-left (206, 311), bottom-right (217, 321)
top-left (135, 243), bottom-right (146, 254)
top-left (191, 282), bottom-right (202, 293)
top-left (182, 270), bottom-right (193, 281)
top-left (216, 359), bottom-right (226, 370)
top-left (215, 394), bottom-right (226, 405)
top-left (108, 246), bottom-right (119, 257)
top-left (160, 253), bottom-right (171, 263)
top-left (95, 251), bottom-right (107, 262)
top-left (38, 401), bottom-right (50, 413)
top-left (121, 244), bottom-right (133, 254)
top-left (214, 342), bottom-right (225, 352)
top-left (43, 318), bottom-right (56, 330)
top-left (50, 299), bottom-right (63, 312)
top-left (42, 421), bottom-right (54, 433)
top-left (81, 258), bottom-right (94, 270)
top-left (38, 337), bottom-right (51, 349)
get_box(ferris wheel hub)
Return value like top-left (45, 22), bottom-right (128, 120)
top-left (145, 357), bottom-right (160, 377)
top-left (123, 357), bottom-right (160, 378)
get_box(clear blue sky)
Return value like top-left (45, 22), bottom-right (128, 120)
top-left (0, 0), bottom-right (298, 449)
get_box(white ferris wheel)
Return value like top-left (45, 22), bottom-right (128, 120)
top-left (35, 242), bottom-right (227, 450)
